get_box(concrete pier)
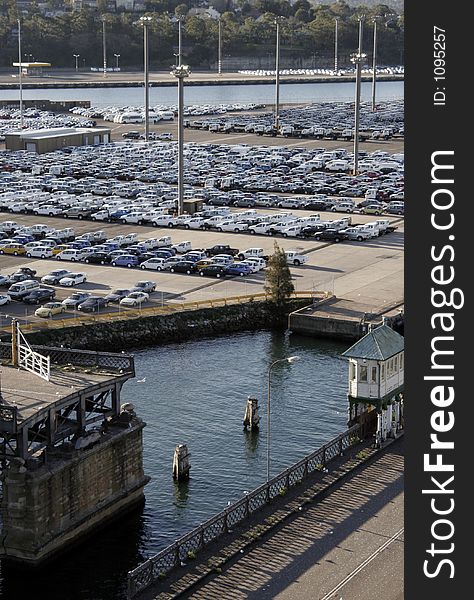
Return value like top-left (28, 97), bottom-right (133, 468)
top-left (0, 343), bottom-right (149, 564)
top-left (288, 296), bottom-right (404, 341)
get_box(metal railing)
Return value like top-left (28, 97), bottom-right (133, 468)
top-left (0, 342), bottom-right (134, 375)
top-left (0, 291), bottom-right (327, 335)
top-left (127, 424), bottom-right (361, 598)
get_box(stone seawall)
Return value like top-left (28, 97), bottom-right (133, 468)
top-left (21, 301), bottom-right (308, 352)
top-left (0, 420), bottom-right (149, 564)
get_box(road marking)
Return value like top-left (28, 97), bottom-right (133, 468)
top-left (319, 527), bottom-right (404, 600)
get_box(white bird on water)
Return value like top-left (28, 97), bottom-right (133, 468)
top-left (137, 377), bottom-right (146, 383)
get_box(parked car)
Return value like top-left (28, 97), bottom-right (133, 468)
top-left (23, 288), bottom-right (56, 305)
top-left (62, 292), bottom-right (91, 308)
top-left (224, 263), bottom-right (253, 277)
top-left (120, 291), bottom-right (149, 307)
top-left (8, 279), bottom-right (40, 300)
top-left (169, 260), bottom-right (198, 275)
top-left (35, 302), bottom-right (66, 318)
top-left (77, 296), bottom-right (109, 312)
top-left (59, 272), bottom-right (87, 286)
top-left (132, 280), bottom-right (156, 293)
top-left (84, 252), bottom-right (110, 265)
top-left (18, 267), bottom-right (37, 278)
top-left (284, 251), bottom-right (308, 266)
top-left (41, 269), bottom-right (72, 285)
top-left (0, 294), bottom-right (11, 306)
top-left (313, 229), bottom-right (347, 242)
top-left (205, 244), bottom-right (239, 257)
top-left (104, 289), bottom-right (131, 303)
top-left (0, 242), bottom-right (26, 256)
top-left (199, 264), bottom-right (227, 278)
top-left (111, 254), bottom-right (140, 268)
top-left (25, 245), bottom-right (54, 259)
top-left (360, 204), bottom-right (384, 215)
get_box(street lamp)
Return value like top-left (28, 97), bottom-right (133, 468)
top-left (114, 53), bottom-right (121, 69)
top-left (73, 54), bottom-right (80, 72)
top-left (267, 356), bottom-right (301, 482)
top-left (17, 19), bottom-right (23, 128)
top-left (101, 15), bottom-right (107, 78)
top-left (217, 17), bottom-right (222, 76)
top-left (171, 64), bottom-right (190, 216)
top-left (371, 18), bottom-right (378, 111)
top-left (177, 16), bottom-right (183, 66)
top-left (334, 17), bottom-right (339, 74)
top-left (351, 18), bottom-right (366, 176)
top-left (274, 16), bottom-right (284, 133)
top-left (139, 16), bottom-right (152, 141)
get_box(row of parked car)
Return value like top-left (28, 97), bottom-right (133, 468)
top-left (185, 100), bottom-right (404, 141)
top-left (0, 265), bottom-right (159, 315)
top-left (0, 107), bottom-right (96, 142)
top-left (0, 136), bottom-right (404, 202)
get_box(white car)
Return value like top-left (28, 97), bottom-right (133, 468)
top-left (184, 217), bottom-right (207, 230)
top-left (220, 221), bottom-right (249, 233)
top-left (34, 205), bottom-right (63, 216)
top-left (284, 251), bottom-right (308, 266)
top-left (26, 246), bottom-right (54, 259)
top-left (240, 259), bottom-right (260, 273)
top-left (0, 293), bottom-right (11, 306)
top-left (58, 272), bottom-right (87, 287)
top-left (120, 291), bottom-right (149, 307)
top-left (91, 210), bottom-right (110, 221)
top-left (120, 212), bottom-right (147, 225)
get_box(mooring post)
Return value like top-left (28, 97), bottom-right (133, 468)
top-left (172, 444), bottom-right (191, 480)
top-left (243, 396), bottom-right (261, 430)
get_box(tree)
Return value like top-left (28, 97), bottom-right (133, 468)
top-left (264, 242), bottom-right (294, 309)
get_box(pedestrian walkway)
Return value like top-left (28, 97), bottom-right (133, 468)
top-left (138, 437), bottom-right (403, 600)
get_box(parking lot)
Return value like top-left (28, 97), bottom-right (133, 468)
top-left (0, 209), bottom-right (404, 326)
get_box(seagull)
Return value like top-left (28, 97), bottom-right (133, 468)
top-left (137, 377), bottom-right (146, 383)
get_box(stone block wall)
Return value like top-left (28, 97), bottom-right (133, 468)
top-left (0, 420), bottom-right (149, 563)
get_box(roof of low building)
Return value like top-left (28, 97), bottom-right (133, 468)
top-left (342, 324), bottom-right (404, 361)
top-left (6, 127), bottom-right (110, 140)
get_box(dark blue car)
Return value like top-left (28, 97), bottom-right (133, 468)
top-left (111, 254), bottom-right (140, 268)
top-left (225, 263), bottom-right (253, 277)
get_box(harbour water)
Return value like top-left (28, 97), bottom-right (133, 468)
top-left (0, 330), bottom-right (348, 600)
top-left (0, 80), bottom-right (403, 107)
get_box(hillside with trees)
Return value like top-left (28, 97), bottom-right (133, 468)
top-left (0, 1), bottom-right (403, 69)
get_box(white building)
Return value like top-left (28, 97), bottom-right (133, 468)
top-left (342, 321), bottom-right (404, 446)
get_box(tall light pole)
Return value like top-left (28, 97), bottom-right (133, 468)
top-left (73, 54), bottom-right (80, 72)
top-left (101, 15), bottom-right (107, 78)
top-left (114, 53), bottom-right (121, 69)
top-left (371, 18), bottom-right (378, 111)
top-left (267, 356), bottom-right (300, 482)
top-left (334, 17), bottom-right (339, 74)
top-left (140, 16), bottom-right (152, 142)
top-left (172, 64), bottom-right (190, 216)
top-left (274, 17), bottom-right (283, 133)
top-left (218, 17), bottom-right (222, 76)
top-left (351, 18), bottom-right (365, 176)
top-left (177, 15), bottom-right (183, 66)
top-left (17, 19), bottom-right (23, 129)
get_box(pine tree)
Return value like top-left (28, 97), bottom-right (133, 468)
top-left (264, 242), bottom-right (294, 309)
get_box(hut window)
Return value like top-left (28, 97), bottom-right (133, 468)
top-left (394, 355), bottom-right (398, 371)
top-left (381, 364), bottom-right (385, 381)
top-left (359, 366), bottom-right (368, 382)
top-left (350, 362), bottom-right (356, 380)
top-left (371, 367), bottom-right (377, 382)
top-left (400, 353), bottom-right (404, 370)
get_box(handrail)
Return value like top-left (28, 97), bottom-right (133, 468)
top-left (0, 341), bottom-right (134, 374)
top-left (126, 424), bottom-right (361, 598)
top-left (0, 291), bottom-right (328, 335)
